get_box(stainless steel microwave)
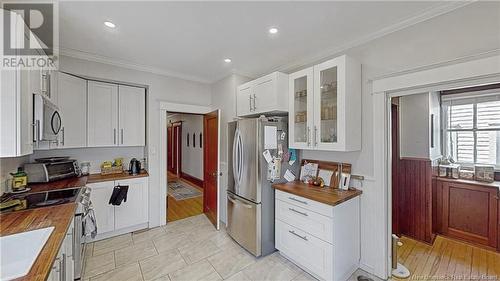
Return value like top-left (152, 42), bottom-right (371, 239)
top-left (33, 94), bottom-right (61, 142)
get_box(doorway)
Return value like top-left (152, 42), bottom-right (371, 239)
top-left (164, 109), bottom-right (220, 228)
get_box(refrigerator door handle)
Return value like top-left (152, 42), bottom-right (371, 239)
top-left (228, 193), bottom-right (253, 209)
top-left (237, 131), bottom-right (244, 183)
top-left (232, 129), bottom-right (240, 187)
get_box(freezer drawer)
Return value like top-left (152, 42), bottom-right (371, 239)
top-left (227, 192), bottom-right (261, 256)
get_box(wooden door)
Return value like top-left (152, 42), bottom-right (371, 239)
top-left (203, 110), bottom-right (219, 228)
top-left (87, 81), bottom-right (118, 147)
top-left (391, 101), bottom-right (400, 235)
top-left (167, 123), bottom-right (181, 175)
top-left (118, 85), bottom-right (145, 146)
top-left (167, 126), bottom-right (174, 173)
top-left (58, 72), bottom-right (87, 148)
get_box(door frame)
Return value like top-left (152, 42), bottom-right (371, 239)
top-left (371, 54), bottom-right (500, 279)
top-left (159, 102), bottom-right (220, 229)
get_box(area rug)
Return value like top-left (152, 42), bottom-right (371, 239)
top-left (168, 180), bottom-right (202, 200)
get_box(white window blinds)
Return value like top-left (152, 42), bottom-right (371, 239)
top-left (442, 91), bottom-right (500, 168)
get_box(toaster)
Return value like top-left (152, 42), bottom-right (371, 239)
top-left (24, 160), bottom-right (80, 183)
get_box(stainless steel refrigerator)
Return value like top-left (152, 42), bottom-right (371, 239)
top-left (227, 117), bottom-right (299, 257)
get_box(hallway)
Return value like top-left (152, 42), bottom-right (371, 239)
top-left (167, 171), bottom-right (204, 222)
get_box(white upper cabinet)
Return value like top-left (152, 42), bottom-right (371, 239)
top-left (0, 12), bottom-right (34, 157)
top-left (88, 81), bottom-right (146, 147)
top-left (87, 81), bottom-right (119, 147)
top-left (118, 85), bottom-right (146, 146)
top-left (289, 67), bottom-right (314, 150)
top-left (236, 72), bottom-right (288, 117)
top-left (58, 73), bottom-right (87, 148)
top-left (289, 55), bottom-right (361, 151)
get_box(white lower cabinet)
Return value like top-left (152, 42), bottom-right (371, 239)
top-left (87, 177), bottom-right (149, 238)
top-left (89, 181), bottom-right (116, 234)
top-left (114, 178), bottom-right (149, 229)
top-left (47, 219), bottom-right (74, 281)
top-left (275, 190), bottom-right (360, 281)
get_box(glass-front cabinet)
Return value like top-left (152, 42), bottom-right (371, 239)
top-left (289, 67), bottom-right (314, 149)
top-left (289, 55), bottom-right (361, 151)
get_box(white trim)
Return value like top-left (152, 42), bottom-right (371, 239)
top-left (276, 1), bottom-right (473, 74)
top-left (371, 54), bottom-right (500, 279)
top-left (61, 48), bottom-right (212, 84)
top-left (159, 101), bottom-right (218, 226)
top-left (373, 55), bottom-right (500, 94)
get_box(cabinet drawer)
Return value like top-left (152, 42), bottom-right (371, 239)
top-left (275, 220), bottom-right (333, 280)
top-left (276, 190), bottom-right (333, 218)
top-left (276, 199), bottom-right (333, 244)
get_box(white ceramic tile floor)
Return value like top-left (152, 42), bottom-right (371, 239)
top-left (83, 214), bottom-right (381, 281)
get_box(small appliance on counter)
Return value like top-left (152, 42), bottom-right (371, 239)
top-left (129, 158), bottom-right (141, 175)
top-left (24, 158), bottom-right (80, 183)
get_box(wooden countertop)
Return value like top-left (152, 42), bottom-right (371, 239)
top-left (272, 181), bottom-right (362, 206)
top-left (0, 203), bottom-right (77, 281)
top-left (436, 177), bottom-right (500, 191)
top-left (87, 170), bottom-right (149, 184)
top-left (26, 176), bottom-right (88, 193)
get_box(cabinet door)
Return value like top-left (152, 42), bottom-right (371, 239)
top-left (114, 177), bottom-right (149, 229)
top-left (87, 81), bottom-right (118, 147)
top-left (236, 84), bottom-right (252, 117)
top-left (253, 75), bottom-right (275, 113)
top-left (58, 72), bottom-right (87, 148)
top-left (440, 181), bottom-right (498, 248)
top-left (289, 68), bottom-right (314, 149)
top-left (313, 57), bottom-right (343, 151)
top-left (88, 181), bottom-right (116, 234)
top-left (64, 219), bottom-right (75, 281)
top-left (19, 69), bottom-right (33, 155)
top-left (118, 85), bottom-right (145, 146)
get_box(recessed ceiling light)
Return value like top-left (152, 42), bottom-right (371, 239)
top-left (268, 27), bottom-right (278, 34)
top-left (224, 58), bottom-right (232, 63)
top-left (104, 21), bottom-right (116, 28)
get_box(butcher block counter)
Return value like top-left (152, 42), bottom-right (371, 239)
top-left (0, 203), bottom-right (76, 281)
top-left (272, 181), bottom-right (362, 206)
top-left (87, 169), bottom-right (149, 184)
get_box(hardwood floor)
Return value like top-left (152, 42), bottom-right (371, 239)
top-left (394, 235), bottom-right (500, 280)
top-left (167, 172), bottom-right (204, 222)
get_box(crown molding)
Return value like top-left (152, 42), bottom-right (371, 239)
top-left (60, 1), bottom-right (474, 85)
top-left (273, 1), bottom-right (475, 75)
top-left (59, 48), bottom-right (212, 84)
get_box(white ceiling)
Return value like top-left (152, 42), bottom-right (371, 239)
top-left (59, 1), bottom-right (465, 83)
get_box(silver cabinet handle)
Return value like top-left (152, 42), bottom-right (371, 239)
top-left (314, 126), bottom-right (318, 146)
top-left (121, 129), bottom-right (124, 145)
top-left (61, 127), bottom-right (65, 146)
top-left (289, 230), bottom-right (308, 241)
top-left (249, 95), bottom-right (253, 111)
top-left (288, 197), bottom-right (308, 205)
top-left (289, 208), bottom-right (308, 216)
top-left (113, 128), bottom-right (116, 144)
top-left (253, 94), bottom-right (256, 111)
top-left (61, 253), bottom-right (66, 281)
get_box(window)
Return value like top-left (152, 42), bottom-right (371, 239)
top-left (442, 90), bottom-right (500, 168)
